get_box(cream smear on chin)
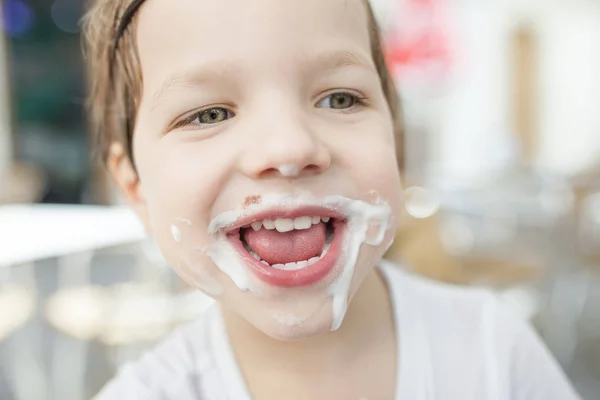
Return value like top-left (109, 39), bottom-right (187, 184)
top-left (206, 193), bottom-right (392, 330)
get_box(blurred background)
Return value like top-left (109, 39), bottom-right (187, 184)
top-left (0, 0), bottom-right (599, 398)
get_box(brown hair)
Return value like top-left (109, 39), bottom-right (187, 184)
top-left (82, 0), bottom-right (403, 168)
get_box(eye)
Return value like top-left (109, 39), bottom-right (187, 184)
top-left (198, 108), bottom-right (230, 124)
top-left (316, 92), bottom-right (366, 110)
top-left (172, 107), bottom-right (234, 130)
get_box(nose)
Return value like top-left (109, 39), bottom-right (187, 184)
top-left (237, 108), bottom-right (331, 180)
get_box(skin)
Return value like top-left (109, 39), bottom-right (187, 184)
top-left (110, 0), bottom-right (403, 397)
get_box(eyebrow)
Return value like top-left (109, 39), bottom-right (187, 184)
top-left (150, 49), bottom-right (375, 108)
top-left (310, 49), bottom-right (375, 74)
top-left (151, 61), bottom-right (239, 109)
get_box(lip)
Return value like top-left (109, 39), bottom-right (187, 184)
top-left (222, 208), bottom-right (346, 288)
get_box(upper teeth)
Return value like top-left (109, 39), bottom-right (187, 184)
top-left (249, 216), bottom-right (330, 233)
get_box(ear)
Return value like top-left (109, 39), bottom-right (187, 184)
top-left (107, 142), bottom-right (153, 234)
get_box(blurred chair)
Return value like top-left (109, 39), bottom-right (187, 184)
top-left (0, 369), bottom-right (17, 400)
top-left (395, 169), bottom-right (572, 279)
top-left (40, 230), bottom-right (211, 399)
top-left (578, 191), bottom-right (600, 267)
top-left (543, 174), bottom-right (600, 374)
top-left (0, 276), bottom-right (37, 400)
top-left (46, 276), bottom-right (213, 366)
top-left (440, 168), bottom-right (571, 285)
top-left (0, 203), bottom-right (146, 400)
top-left (391, 168), bottom-right (578, 328)
top-left (431, 168), bottom-right (600, 378)
top-left (0, 284), bottom-right (35, 342)
top-left (573, 189), bottom-right (600, 383)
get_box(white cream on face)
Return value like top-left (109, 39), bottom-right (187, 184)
top-left (171, 225), bottom-right (182, 243)
top-left (171, 219), bottom-right (225, 296)
top-left (206, 193), bottom-right (392, 330)
top-left (205, 241), bottom-right (252, 291)
top-left (273, 312), bottom-right (307, 327)
top-left (322, 195), bottom-right (391, 330)
top-left (278, 165), bottom-right (300, 177)
top-left (172, 218), bottom-right (193, 243)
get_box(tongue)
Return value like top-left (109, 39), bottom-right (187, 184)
top-left (243, 222), bottom-right (326, 265)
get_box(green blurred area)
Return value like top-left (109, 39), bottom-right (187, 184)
top-left (7, 0), bottom-right (89, 204)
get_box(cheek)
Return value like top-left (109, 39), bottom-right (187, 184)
top-left (136, 142), bottom-right (229, 239)
top-left (340, 129), bottom-right (401, 195)
top-left (338, 126), bottom-right (403, 231)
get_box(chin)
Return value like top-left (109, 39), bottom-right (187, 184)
top-left (246, 301), bottom-right (335, 341)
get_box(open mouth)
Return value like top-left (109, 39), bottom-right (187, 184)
top-left (224, 211), bottom-right (345, 288)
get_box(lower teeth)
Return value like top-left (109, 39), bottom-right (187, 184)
top-left (249, 242), bottom-right (331, 270)
top-left (272, 262), bottom-right (306, 271)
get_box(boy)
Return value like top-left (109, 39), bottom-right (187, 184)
top-left (84, 0), bottom-right (581, 398)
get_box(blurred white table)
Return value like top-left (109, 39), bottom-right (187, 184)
top-left (0, 204), bottom-right (147, 267)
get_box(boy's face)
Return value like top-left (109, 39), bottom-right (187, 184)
top-left (116, 0), bottom-right (402, 340)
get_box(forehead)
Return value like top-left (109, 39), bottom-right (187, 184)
top-left (135, 0), bottom-right (372, 88)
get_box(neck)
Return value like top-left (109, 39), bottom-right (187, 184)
top-left (221, 266), bottom-right (395, 371)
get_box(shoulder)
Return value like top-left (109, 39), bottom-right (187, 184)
top-left (380, 258), bottom-right (498, 318)
top-left (93, 307), bottom-right (217, 400)
top-left (381, 259), bottom-right (581, 399)
top-left (380, 259), bottom-right (505, 367)
top-left (381, 258), bottom-right (539, 347)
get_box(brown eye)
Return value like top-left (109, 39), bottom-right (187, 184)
top-left (329, 93), bottom-right (355, 109)
top-left (170, 106), bottom-right (234, 131)
top-left (198, 107), bottom-right (229, 124)
top-left (316, 92), bottom-right (358, 110)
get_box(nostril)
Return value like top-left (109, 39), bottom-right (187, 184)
top-left (258, 164), bottom-right (323, 179)
top-left (258, 167), bottom-right (284, 179)
top-left (302, 164), bottom-right (322, 176)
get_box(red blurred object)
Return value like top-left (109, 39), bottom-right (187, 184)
top-left (384, 0), bottom-right (454, 86)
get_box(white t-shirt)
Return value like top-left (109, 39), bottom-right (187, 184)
top-left (95, 261), bottom-right (581, 399)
